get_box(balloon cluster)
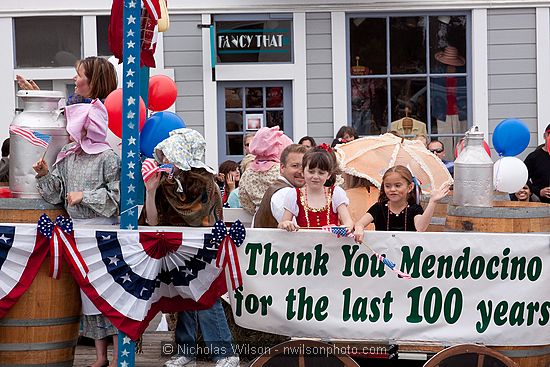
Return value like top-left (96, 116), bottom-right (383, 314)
top-left (491, 119), bottom-right (530, 193)
top-left (103, 74), bottom-right (185, 158)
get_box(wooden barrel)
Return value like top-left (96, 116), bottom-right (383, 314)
top-left (444, 200), bottom-right (550, 367)
top-left (0, 198), bottom-right (80, 367)
top-left (420, 192), bottom-right (453, 232)
top-left (445, 201), bottom-right (550, 233)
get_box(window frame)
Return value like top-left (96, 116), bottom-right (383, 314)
top-left (346, 11), bottom-right (472, 140)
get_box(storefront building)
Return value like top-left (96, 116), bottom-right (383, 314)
top-left (0, 0), bottom-right (548, 168)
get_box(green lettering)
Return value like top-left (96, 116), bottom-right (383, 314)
top-left (453, 247), bottom-right (470, 279)
top-left (509, 302), bottom-right (525, 326)
top-left (245, 242), bottom-right (262, 275)
top-left (527, 257), bottom-right (543, 281)
top-left (470, 256), bottom-right (485, 279)
top-left (341, 245), bottom-right (359, 276)
top-left (296, 252), bottom-right (312, 275)
top-left (526, 301), bottom-right (539, 326)
top-left (436, 254), bottom-right (453, 278)
top-left (401, 246), bottom-right (422, 278)
top-left (494, 301), bottom-right (508, 326)
top-left (476, 300), bottom-right (492, 333)
top-left (342, 288), bottom-right (351, 321)
top-left (279, 252), bottom-right (295, 275)
top-left (422, 255), bottom-right (435, 278)
top-left (486, 256), bottom-right (499, 280)
top-left (313, 244), bottom-right (329, 276)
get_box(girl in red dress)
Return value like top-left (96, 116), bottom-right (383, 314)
top-left (278, 145), bottom-right (353, 232)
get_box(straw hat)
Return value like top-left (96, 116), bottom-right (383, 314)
top-left (435, 46), bottom-right (465, 67)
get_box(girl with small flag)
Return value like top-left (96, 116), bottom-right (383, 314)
top-left (277, 145), bottom-right (353, 233)
top-left (30, 57), bottom-right (121, 367)
top-left (354, 165), bottom-right (451, 243)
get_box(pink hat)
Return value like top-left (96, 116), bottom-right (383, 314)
top-left (56, 99), bottom-right (112, 163)
top-left (249, 126), bottom-right (292, 172)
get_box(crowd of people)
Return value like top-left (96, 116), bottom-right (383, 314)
top-left (11, 54), bottom-right (549, 367)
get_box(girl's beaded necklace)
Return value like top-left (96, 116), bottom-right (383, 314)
top-left (386, 203), bottom-right (408, 231)
top-left (301, 186), bottom-right (332, 228)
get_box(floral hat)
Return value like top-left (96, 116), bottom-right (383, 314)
top-left (154, 128), bottom-right (215, 173)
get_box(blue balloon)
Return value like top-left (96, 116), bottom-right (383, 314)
top-left (492, 118), bottom-right (530, 157)
top-left (140, 111), bottom-right (185, 158)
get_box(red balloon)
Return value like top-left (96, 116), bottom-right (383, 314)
top-left (104, 88), bottom-right (147, 138)
top-left (454, 138), bottom-right (491, 158)
top-left (148, 75), bottom-right (178, 111)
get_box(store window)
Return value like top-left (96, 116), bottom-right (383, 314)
top-left (14, 17), bottom-right (82, 67)
top-left (96, 16), bottom-right (111, 57)
top-left (217, 82), bottom-right (292, 162)
top-left (349, 14), bottom-right (469, 153)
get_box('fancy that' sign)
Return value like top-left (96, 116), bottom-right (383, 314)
top-left (215, 20), bottom-right (292, 63)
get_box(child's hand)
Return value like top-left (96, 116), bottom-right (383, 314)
top-left (226, 172), bottom-right (236, 192)
top-left (33, 159), bottom-right (49, 177)
top-left (145, 172), bottom-right (161, 193)
top-left (66, 192), bottom-right (83, 206)
top-left (429, 181), bottom-right (452, 203)
top-left (353, 226), bottom-right (364, 243)
top-left (278, 220), bottom-right (300, 232)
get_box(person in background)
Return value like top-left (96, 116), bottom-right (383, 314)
top-left (298, 136), bottom-right (317, 150)
top-left (278, 146), bottom-right (353, 232)
top-left (218, 160), bottom-right (240, 207)
top-left (141, 128), bottom-right (239, 367)
top-left (332, 126), bottom-right (358, 147)
top-left (524, 124), bottom-right (550, 203)
top-left (428, 140), bottom-right (454, 176)
top-left (0, 138), bottom-right (9, 183)
top-left (254, 144), bottom-right (307, 227)
top-left (239, 126), bottom-right (292, 216)
top-left (510, 183), bottom-right (540, 202)
top-left (243, 133), bottom-right (255, 156)
top-left (227, 154), bottom-right (255, 209)
top-left (354, 165), bottom-right (450, 241)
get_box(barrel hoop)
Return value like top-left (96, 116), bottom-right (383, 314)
top-left (447, 205), bottom-right (550, 219)
top-left (430, 217), bottom-right (446, 225)
top-left (0, 340), bottom-right (76, 351)
top-left (495, 345), bottom-right (550, 358)
top-left (0, 316), bottom-right (80, 327)
top-left (0, 362), bottom-right (73, 367)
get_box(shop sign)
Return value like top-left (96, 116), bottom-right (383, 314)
top-left (215, 20), bottom-right (292, 63)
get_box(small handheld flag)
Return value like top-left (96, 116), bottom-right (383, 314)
top-left (9, 126), bottom-right (51, 149)
top-left (142, 158), bottom-right (174, 182)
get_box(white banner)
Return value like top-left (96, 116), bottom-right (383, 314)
top-left (228, 230), bottom-right (550, 346)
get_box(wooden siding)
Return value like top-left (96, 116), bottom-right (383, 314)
top-left (487, 8), bottom-right (537, 159)
top-left (306, 12), bottom-right (334, 144)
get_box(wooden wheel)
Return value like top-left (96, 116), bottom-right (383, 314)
top-left (250, 339), bottom-right (360, 367)
top-left (423, 344), bottom-right (518, 367)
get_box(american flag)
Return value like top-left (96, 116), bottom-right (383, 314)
top-left (141, 158), bottom-right (174, 182)
top-left (9, 126), bottom-right (51, 149)
top-left (322, 225), bottom-right (353, 238)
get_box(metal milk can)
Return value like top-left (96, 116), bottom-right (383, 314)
top-left (9, 90), bottom-right (69, 198)
top-left (453, 127), bottom-right (494, 207)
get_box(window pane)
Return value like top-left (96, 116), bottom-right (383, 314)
top-left (350, 18), bottom-right (386, 75)
top-left (246, 87), bottom-right (263, 108)
top-left (97, 16), bottom-right (111, 57)
top-left (266, 87), bottom-right (283, 107)
top-left (390, 78), bottom-right (427, 124)
top-left (429, 16), bottom-right (467, 73)
top-left (390, 17), bottom-right (426, 74)
top-left (225, 88), bottom-right (243, 108)
top-left (15, 17), bottom-right (81, 67)
top-left (227, 135), bottom-right (244, 155)
top-left (351, 78), bottom-right (388, 135)
top-left (226, 112), bottom-right (243, 132)
top-left (266, 110), bottom-right (284, 130)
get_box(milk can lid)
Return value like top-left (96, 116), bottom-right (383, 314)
top-left (16, 90), bottom-right (65, 99)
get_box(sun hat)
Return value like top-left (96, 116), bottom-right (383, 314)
top-left (56, 99), bottom-right (111, 163)
top-left (435, 46), bottom-right (465, 67)
top-left (154, 128), bottom-right (215, 173)
top-left (249, 126), bottom-right (293, 172)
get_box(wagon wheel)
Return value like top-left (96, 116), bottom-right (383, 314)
top-left (249, 339), bottom-right (360, 367)
top-left (423, 344), bottom-right (517, 367)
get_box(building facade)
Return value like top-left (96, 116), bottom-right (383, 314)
top-left (0, 0), bottom-right (548, 168)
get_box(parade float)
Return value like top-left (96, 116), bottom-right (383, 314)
top-left (0, 2), bottom-right (548, 367)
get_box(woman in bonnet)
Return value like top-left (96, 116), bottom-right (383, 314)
top-left (140, 128), bottom-right (239, 367)
top-left (238, 126), bottom-right (293, 216)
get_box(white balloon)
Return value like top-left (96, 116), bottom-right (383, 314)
top-left (493, 157), bottom-right (528, 193)
top-left (107, 56), bottom-right (124, 88)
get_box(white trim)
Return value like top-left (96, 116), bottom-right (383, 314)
top-left (471, 9), bottom-right (489, 139)
top-left (216, 64), bottom-right (295, 81)
top-left (0, 18), bottom-right (15, 143)
top-left (292, 12), bottom-right (308, 141)
top-left (82, 15), bottom-right (97, 57)
top-left (12, 68), bottom-right (77, 80)
top-left (536, 7), bottom-right (550, 145)
top-left (201, 14), bottom-right (218, 169)
top-left (332, 11), bottom-right (347, 136)
top-left (155, 32), bottom-right (165, 70)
